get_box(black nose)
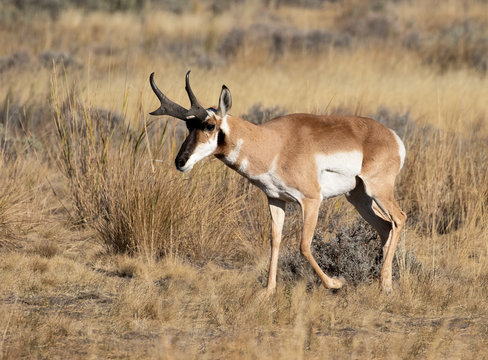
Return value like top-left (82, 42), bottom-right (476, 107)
top-left (175, 158), bottom-right (186, 169)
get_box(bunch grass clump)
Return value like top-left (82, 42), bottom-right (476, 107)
top-left (52, 76), bottom-right (270, 264)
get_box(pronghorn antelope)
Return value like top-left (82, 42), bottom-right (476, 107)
top-left (149, 71), bottom-right (406, 293)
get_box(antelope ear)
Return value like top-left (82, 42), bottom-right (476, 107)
top-left (218, 85), bottom-right (232, 116)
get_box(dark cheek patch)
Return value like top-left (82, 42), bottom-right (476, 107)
top-left (176, 130), bottom-right (198, 163)
top-left (186, 119), bottom-right (199, 131)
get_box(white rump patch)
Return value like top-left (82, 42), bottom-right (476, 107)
top-left (390, 130), bottom-right (406, 171)
top-left (180, 134), bottom-right (218, 172)
top-left (315, 151), bottom-right (363, 199)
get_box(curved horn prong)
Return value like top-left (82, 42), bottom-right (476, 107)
top-left (185, 70), bottom-right (209, 121)
top-left (149, 72), bottom-right (164, 103)
top-left (185, 70), bottom-right (199, 107)
top-left (149, 72), bottom-right (190, 120)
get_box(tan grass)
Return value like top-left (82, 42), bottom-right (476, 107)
top-left (1, 1), bottom-right (488, 359)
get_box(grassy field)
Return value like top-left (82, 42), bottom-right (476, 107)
top-left (1, 0), bottom-right (488, 358)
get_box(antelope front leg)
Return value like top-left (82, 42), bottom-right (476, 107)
top-left (266, 198), bottom-right (286, 292)
top-left (300, 198), bottom-right (345, 290)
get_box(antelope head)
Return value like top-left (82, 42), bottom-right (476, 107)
top-left (149, 71), bottom-right (232, 172)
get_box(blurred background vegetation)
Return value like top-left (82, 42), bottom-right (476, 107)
top-left (2, 0), bottom-right (488, 73)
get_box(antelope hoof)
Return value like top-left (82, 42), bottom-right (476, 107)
top-left (381, 274), bottom-right (393, 293)
top-left (381, 280), bottom-right (393, 294)
top-left (328, 276), bottom-right (346, 290)
top-left (256, 288), bottom-right (275, 301)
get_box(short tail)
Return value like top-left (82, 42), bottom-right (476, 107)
top-left (390, 130), bottom-right (406, 171)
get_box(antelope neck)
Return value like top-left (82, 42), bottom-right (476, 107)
top-left (217, 116), bottom-right (274, 176)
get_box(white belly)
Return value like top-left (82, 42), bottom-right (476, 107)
top-left (251, 171), bottom-right (302, 201)
top-left (243, 156), bottom-right (303, 202)
top-left (315, 151), bottom-right (363, 199)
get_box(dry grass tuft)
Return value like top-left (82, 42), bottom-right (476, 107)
top-left (30, 257), bottom-right (49, 273)
top-left (0, 161), bottom-right (36, 249)
top-left (51, 81), bottom-right (271, 264)
top-left (33, 241), bottom-right (58, 258)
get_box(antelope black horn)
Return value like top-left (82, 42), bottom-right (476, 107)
top-left (184, 70), bottom-right (209, 121)
top-left (149, 72), bottom-right (189, 120)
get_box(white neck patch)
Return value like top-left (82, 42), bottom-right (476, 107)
top-left (220, 115), bottom-right (230, 135)
top-left (224, 138), bottom-right (243, 165)
top-left (239, 158), bottom-right (248, 173)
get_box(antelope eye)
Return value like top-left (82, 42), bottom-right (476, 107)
top-left (205, 124), bottom-right (215, 131)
